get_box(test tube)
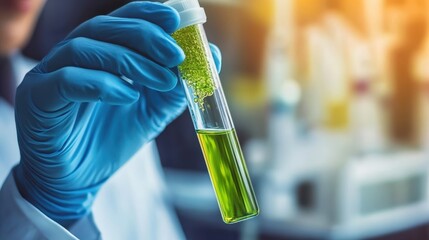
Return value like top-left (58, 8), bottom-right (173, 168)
top-left (164, 0), bottom-right (259, 224)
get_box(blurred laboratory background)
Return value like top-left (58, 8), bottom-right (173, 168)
top-left (23, 0), bottom-right (429, 239)
top-left (157, 0), bottom-right (429, 239)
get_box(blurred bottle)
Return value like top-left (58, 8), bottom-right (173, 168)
top-left (349, 42), bottom-right (388, 155)
top-left (299, 14), bottom-right (351, 132)
top-left (264, 0), bottom-right (300, 167)
top-left (319, 12), bottom-right (351, 131)
top-left (261, 0), bottom-right (301, 220)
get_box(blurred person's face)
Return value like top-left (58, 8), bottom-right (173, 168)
top-left (0, 0), bottom-right (45, 56)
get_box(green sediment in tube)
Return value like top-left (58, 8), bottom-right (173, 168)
top-left (172, 25), bottom-right (216, 109)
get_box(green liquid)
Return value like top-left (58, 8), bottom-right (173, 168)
top-left (172, 25), bottom-right (216, 109)
top-left (197, 129), bottom-right (259, 223)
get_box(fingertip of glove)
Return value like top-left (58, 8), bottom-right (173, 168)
top-left (148, 68), bottom-right (179, 92)
top-left (127, 88), bottom-right (140, 103)
top-left (137, 1), bottom-right (180, 33)
top-left (165, 43), bottom-right (186, 68)
top-left (159, 6), bottom-right (181, 34)
top-left (210, 43), bottom-right (222, 73)
top-left (161, 70), bottom-right (180, 92)
top-left (176, 47), bottom-right (186, 65)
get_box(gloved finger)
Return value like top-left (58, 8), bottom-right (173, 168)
top-left (170, 43), bottom-right (222, 79)
top-left (40, 37), bottom-right (178, 91)
top-left (109, 1), bottom-right (180, 34)
top-left (30, 67), bottom-right (140, 109)
top-left (209, 43), bottom-right (222, 73)
top-left (67, 16), bottom-right (184, 68)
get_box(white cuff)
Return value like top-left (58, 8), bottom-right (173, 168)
top-left (0, 171), bottom-right (100, 240)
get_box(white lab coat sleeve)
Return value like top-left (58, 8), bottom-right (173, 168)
top-left (0, 171), bottom-right (101, 240)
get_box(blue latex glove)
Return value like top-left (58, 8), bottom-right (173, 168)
top-left (13, 1), bottom-right (221, 227)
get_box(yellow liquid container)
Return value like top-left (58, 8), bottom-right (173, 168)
top-left (165, 0), bottom-right (259, 223)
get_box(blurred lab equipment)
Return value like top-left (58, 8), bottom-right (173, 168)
top-left (255, 1), bottom-right (429, 239)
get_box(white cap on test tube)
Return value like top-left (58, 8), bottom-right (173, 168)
top-left (164, 0), bottom-right (207, 30)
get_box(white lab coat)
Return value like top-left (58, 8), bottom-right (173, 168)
top-left (0, 54), bottom-right (185, 240)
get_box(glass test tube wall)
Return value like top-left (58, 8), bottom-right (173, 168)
top-left (165, 0), bottom-right (259, 224)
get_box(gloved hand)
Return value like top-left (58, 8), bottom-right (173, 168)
top-left (13, 1), bottom-right (221, 227)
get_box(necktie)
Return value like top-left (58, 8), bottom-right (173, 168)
top-left (0, 57), bottom-right (15, 106)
